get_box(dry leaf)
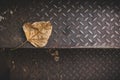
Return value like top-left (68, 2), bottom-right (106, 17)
top-left (23, 21), bottom-right (52, 47)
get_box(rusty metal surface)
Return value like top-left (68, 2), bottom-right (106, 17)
top-left (0, 49), bottom-right (120, 80)
top-left (0, 0), bottom-right (120, 48)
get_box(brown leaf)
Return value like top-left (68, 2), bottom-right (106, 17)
top-left (23, 21), bottom-right (52, 47)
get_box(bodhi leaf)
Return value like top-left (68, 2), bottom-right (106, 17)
top-left (11, 21), bottom-right (52, 51)
top-left (22, 21), bottom-right (52, 47)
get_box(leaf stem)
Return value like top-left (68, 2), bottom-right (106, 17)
top-left (11, 40), bottom-right (28, 51)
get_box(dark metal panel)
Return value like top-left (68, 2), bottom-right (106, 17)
top-left (0, 49), bottom-right (120, 80)
top-left (0, 0), bottom-right (120, 48)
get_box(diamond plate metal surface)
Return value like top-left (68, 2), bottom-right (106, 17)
top-left (1, 49), bottom-right (120, 80)
top-left (0, 0), bottom-right (120, 48)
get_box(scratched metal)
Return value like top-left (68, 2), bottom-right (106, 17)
top-left (0, 49), bottom-right (120, 80)
top-left (0, 0), bottom-right (120, 48)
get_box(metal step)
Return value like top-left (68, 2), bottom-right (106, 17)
top-left (0, 49), bottom-right (120, 80)
top-left (0, 0), bottom-right (120, 48)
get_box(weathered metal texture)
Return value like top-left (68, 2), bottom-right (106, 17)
top-left (0, 49), bottom-right (120, 80)
top-left (0, 0), bottom-right (120, 48)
